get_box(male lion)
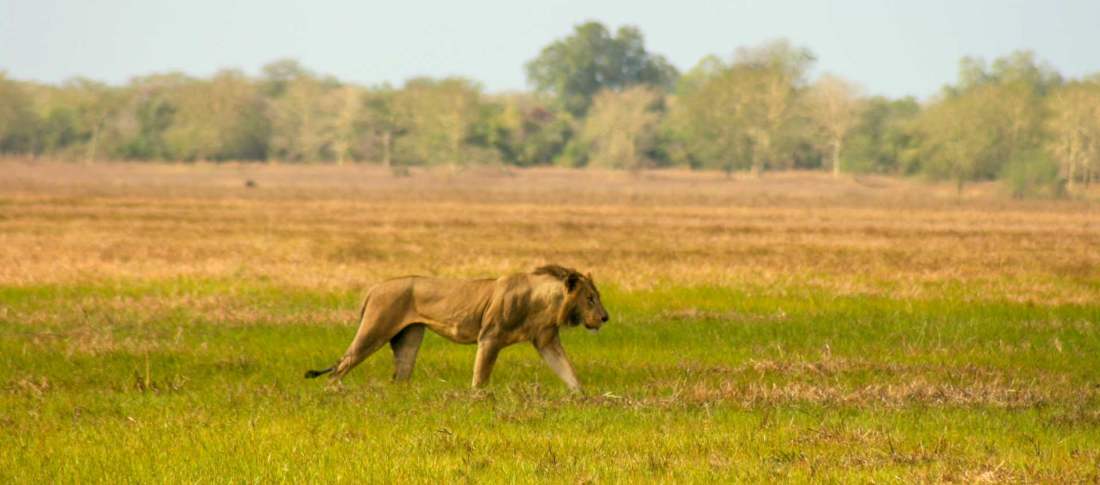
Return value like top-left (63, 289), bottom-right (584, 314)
top-left (305, 265), bottom-right (609, 391)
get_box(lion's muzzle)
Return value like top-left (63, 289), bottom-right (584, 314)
top-left (584, 313), bottom-right (609, 332)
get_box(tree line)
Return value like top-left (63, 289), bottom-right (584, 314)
top-left (2, 21), bottom-right (1099, 196)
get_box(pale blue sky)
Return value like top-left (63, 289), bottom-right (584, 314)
top-left (2, 0), bottom-right (1098, 99)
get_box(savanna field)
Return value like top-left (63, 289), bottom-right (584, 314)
top-left (2, 160), bottom-right (1099, 483)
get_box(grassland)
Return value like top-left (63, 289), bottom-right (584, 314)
top-left (1, 160), bottom-right (1099, 483)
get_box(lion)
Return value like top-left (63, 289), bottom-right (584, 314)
top-left (304, 265), bottom-right (610, 391)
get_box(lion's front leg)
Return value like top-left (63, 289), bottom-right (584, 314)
top-left (534, 331), bottom-right (581, 392)
top-left (471, 340), bottom-right (502, 388)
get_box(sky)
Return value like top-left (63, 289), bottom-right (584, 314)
top-left (2, 0), bottom-right (1098, 99)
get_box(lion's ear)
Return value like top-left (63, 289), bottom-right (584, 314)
top-left (565, 273), bottom-right (581, 292)
top-left (586, 272), bottom-right (593, 281)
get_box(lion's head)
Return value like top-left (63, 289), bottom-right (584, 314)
top-left (536, 265), bottom-right (610, 331)
top-left (567, 272), bottom-right (609, 331)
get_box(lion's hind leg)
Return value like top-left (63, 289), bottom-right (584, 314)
top-left (390, 324), bottom-right (426, 381)
top-left (330, 320), bottom-right (395, 380)
top-left (331, 340), bottom-right (387, 380)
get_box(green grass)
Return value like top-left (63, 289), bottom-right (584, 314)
top-left (2, 280), bottom-right (1099, 482)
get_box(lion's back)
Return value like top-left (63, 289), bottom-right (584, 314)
top-left (366, 276), bottom-right (498, 335)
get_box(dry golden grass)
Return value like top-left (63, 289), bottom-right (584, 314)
top-left (2, 160), bottom-right (1097, 303)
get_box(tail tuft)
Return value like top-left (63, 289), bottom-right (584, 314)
top-left (304, 367), bottom-right (334, 379)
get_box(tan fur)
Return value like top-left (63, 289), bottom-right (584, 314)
top-left (309, 265), bottom-right (609, 391)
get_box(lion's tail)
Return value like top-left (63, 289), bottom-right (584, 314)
top-left (303, 289), bottom-right (373, 380)
top-left (304, 367), bottom-right (334, 379)
top-left (303, 367), bottom-right (332, 378)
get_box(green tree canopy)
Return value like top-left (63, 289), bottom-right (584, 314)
top-left (843, 96), bottom-right (920, 174)
top-left (391, 77), bottom-right (490, 167)
top-left (355, 87), bottom-right (406, 167)
top-left (488, 94), bottom-right (572, 167)
top-left (525, 21), bottom-right (678, 116)
top-left (953, 50), bottom-right (1063, 97)
top-left (0, 73), bottom-right (39, 154)
top-left (1045, 80), bottom-right (1100, 193)
top-left (912, 51), bottom-right (1054, 193)
top-left (665, 40), bottom-right (816, 174)
top-left (579, 86), bottom-right (665, 170)
top-left (161, 70), bottom-right (270, 161)
top-left (804, 74), bottom-right (865, 177)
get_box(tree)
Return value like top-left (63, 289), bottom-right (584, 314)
top-left (663, 56), bottom-right (752, 173)
top-left (952, 51), bottom-right (1062, 96)
top-left (267, 74), bottom-right (344, 162)
top-left (489, 94), bottom-right (572, 167)
top-left (212, 71), bottom-right (271, 161)
top-left (392, 77), bottom-right (487, 168)
top-left (324, 85), bottom-right (363, 165)
top-left (162, 70), bottom-right (270, 161)
top-left (35, 104), bottom-right (80, 157)
top-left (843, 96), bottom-right (920, 174)
top-left (262, 60), bottom-right (360, 163)
top-left (911, 51), bottom-right (1053, 193)
top-left (578, 86), bottom-right (664, 171)
top-left (64, 78), bottom-right (124, 162)
top-left (0, 73), bottom-right (39, 154)
top-left (911, 86), bottom-right (1014, 194)
top-left (357, 88), bottom-right (406, 167)
top-left (526, 21), bottom-right (677, 116)
top-left (735, 40), bottom-right (816, 175)
top-left (117, 74), bottom-right (194, 160)
top-left (665, 40), bottom-right (815, 175)
top-left (524, 113), bottom-right (573, 166)
top-left (260, 59), bottom-right (312, 97)
top-left (1046, 81), bottom-right (1100, 194)
top-left (804, 74), bottom-right (864, 177)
